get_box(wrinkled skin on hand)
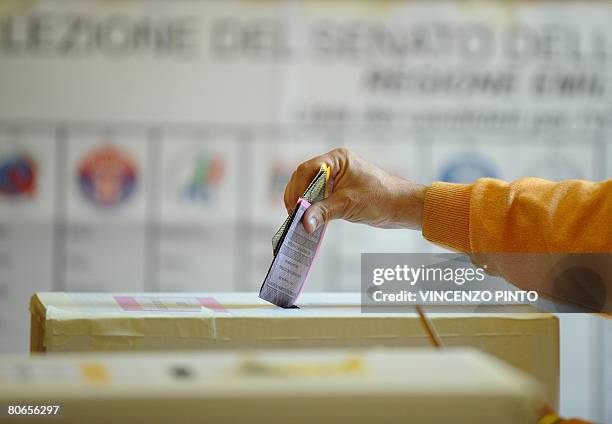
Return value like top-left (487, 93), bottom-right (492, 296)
top-left (283, 148), bottom-right (427, 234)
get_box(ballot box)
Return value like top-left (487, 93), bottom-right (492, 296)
top-left (1, 348), bottom-right (542, 424)
top-left (30, 292), bottom-right (559, 407)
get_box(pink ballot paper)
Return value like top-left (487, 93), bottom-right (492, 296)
top-left (259, 198), bottom-right (326, 307)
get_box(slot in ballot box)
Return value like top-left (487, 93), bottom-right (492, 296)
top-left (30, 292), bottom-right (559, 407)
top-left (1, 348), bottom-right (542, 424)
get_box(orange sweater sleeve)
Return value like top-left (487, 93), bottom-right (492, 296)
top-left (422, 178), bottom-right (612, 253)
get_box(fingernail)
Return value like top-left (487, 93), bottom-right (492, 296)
top-left (308, 215), bottom-right (320, 233)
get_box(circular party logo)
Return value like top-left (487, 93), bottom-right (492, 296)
top-left (439, 153), bottom-right (497, 183)
top-left (0, 154), bottom-right (37, 198)
top-left (78, 145), bottom-right (138, 208)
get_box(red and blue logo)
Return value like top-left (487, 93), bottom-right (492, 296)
top-left (78, 145), bottom-right (137, 208)
top-left (0, 154), bottom-right (37, 198)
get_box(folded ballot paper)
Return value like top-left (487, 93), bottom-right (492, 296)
top-left (260, 163), bottom-right (331, 307)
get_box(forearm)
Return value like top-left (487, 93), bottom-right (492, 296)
top-left (422, 178), bottom-right (612, 253)
top-left (419, 178), bottom-right (612, 310)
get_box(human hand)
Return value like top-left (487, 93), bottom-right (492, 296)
top-left (283, 148), bottom-right (427, 234)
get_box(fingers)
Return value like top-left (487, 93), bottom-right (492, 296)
top-left (283, 157), bottom-right (322, 212)
top-left (283, 148), bottom-right (349, 213)
top-left (303, 194), bottom-right (347, 233)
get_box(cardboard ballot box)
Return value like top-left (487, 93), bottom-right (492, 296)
top-left (30, 292), bottom-right (559, 406)
top-left (1, 348), bottom-right (542, 424)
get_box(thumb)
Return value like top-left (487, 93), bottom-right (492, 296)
top-left (303, 195), bottom-right (345, 234)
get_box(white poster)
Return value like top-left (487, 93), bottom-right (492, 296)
top-left (64, 130), bottom-right (148, 291)
top-left (279, 1), bottom-right (612, 132)
top-left (431, 132), bottom-right (597, 183)
top-left (0, 1), bottom-right (609, 130)
top-left (0, 0), bottom-right (282, 125)
top-left (607, 136), bottom-right (612, 178)
top-left (159, 131), bottom-right (238, 291)
top-left (0, 128), bottom-right (55, 352)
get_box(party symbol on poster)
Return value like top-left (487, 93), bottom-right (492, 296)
top-left (78, 145), bottom-right (138, 208)
top-left (440, 152), bottom-right (497, 184)
top-left (0, 154), bottom-right (37, 198)
top-left (180, 152), bottom-right (224, 203)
